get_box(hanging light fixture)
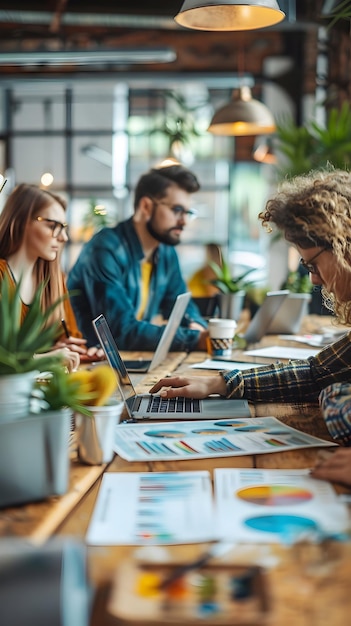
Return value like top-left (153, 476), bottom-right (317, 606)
top-left (40, 98), bottom-right (54, 187)
top-left (208, 85), bottom-right (276, 136)
top-left (174, 0), bottom-right (285, 31)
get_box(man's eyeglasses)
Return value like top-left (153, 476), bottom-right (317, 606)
top-left (35, 216), bottom-right (69, 238)
top-left (299, 248), bottom-right (327, 274)
top-left (150, 197), bottom-right (198, 221)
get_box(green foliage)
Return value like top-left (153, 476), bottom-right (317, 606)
top-left (35, 366), bottom-right (93, 417)
top-left (275, 102), bottom-right (351, 178)
top-left (83, 198), bottom-right (110, 232)
top-left (326, 0), bottom-right (351, 29)
top-left (0, 274), bottom-right (64, 375)
top-left (209, 259), bottom-right (256, 294)
top-left (281, 271), bottom-right (312, 294)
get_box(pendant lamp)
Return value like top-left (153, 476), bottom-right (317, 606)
top-left (208, 86), bottom-right (276, 136)
top-left (174, 0), bottom-right (285, 31)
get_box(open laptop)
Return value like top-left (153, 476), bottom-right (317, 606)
top-left (266, 293), bottom-right (311, 335)
top-left (92, 313), bottom-right (251, 421)
top-left (240, 290), bottom-right (290, 345)
top-left (122, 292), bottom-right (191, 373)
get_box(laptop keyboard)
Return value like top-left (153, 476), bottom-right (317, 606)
top-left (146, 395), bottom-right (201, 413)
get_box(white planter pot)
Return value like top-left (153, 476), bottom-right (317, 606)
top-left (75, 403), bottom-right (124, 465)
top-left (0, 370), bottom-right (39, 421)
top-left (0, 408), bottom-right (71, 507)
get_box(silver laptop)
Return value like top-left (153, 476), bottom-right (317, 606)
top-left (241, 290), bottom-right (290, 344)
top-left (122, 292), bottom-right (191, 372)
top-left (266, 293), bottom-right (311, 335)
top-left (92, 314), bottom-right (251, 421)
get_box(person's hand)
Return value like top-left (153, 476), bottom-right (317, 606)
top-left (149, 374), bottom-right (227, 399)
top-left (55, 335), bottom-right (88, 355)
top-left (86, 345), bottom-right (105, 360)
top-left (35, 347), bottom-right (80, 372)
top-left (310, 448), bottom-right (351, 487)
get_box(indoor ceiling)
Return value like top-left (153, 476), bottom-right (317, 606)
top-left (0, 1), bottom-right (325, 79)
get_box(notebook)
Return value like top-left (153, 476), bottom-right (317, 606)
top-left (240, 290), bottom-right (290, 344)
top-left (121, 292), bottom-right (191, 373)
top-left (92, 314), bottom-right (251, 421)
top-left (266, 293), bottom-right (311, 335)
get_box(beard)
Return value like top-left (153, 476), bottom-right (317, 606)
top-left (146, 213), bottom-right (182, 246)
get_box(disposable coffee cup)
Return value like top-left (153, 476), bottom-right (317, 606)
top-left (207, 318), bottom-right (237, 358)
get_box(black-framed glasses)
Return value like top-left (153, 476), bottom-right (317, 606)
top-left (150, 197), bottom-right (198, 221)
top-left (35, 217), bottom-right (69, 238)
top-left (299, 248), bottom-right (327, 274)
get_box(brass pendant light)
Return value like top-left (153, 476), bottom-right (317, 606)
top-left (208, 86), bottom-right (276, 136)
top-left (174, 0), bottom-right (285, 31)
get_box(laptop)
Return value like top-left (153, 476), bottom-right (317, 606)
top-left (266, 293), bottom-right (311, 335)
top-left (240, 290), bottom-right (290, 345)
top-left (92, 313), bottom-right (251, 421)
top-left (122, 292), bottom-right (191, 373)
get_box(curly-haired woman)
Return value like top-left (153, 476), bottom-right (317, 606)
top-left (150, 168), bottom-right (351, 443)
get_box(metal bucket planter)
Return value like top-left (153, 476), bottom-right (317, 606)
top-left (75, 402), bottom-right (124, 465)
top-left (217, 290), bottom-right (245, 322)
top-left (0, 371), bottom-right (39, 421)
top-left (0, 408), bottom-right (71, 508)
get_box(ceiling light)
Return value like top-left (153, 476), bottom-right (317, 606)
top-left (208, 86), bottom-right (276, 136)
top-left (174, 0), bottom-right (285, 31)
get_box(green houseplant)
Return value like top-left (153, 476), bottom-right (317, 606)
top-left (209, 258), bottom-right (256, 320)
top-left (0, 274), bottom-right (68, 421)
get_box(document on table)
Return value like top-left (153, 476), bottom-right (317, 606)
top-left (113, 416), bottom-right (336, 463)
top-left (244, 345), bottom-right (320, 360)
top-left (190, 359), bottom-right (268, 371)
top-left (86, 468), bottom-right (348, 546)
top-left (86, 471), bottom-right (214, 545)
top-left (214, 468), bottom-right (349, 544)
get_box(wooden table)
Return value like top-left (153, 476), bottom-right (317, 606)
top-left (1, 328), bottom-right (351, 626)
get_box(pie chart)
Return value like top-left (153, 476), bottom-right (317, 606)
top-left (236, 485), bottom-right (313, 506)
top-left (244, 514), bottom-right (318, 536)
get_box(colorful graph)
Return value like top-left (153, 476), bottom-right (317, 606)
top-left (145, 430), bottom-right (186, 438)
top-left (236, 485), bottom-right (313, 506)
top-left (214, 421), bottom-right (249, 427)
top-left (244, 514), bottom-right (318, 536)
top-left (191, 428), bottom-right (228, 435)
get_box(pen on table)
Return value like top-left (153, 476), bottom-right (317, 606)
top-left (61, 319), bottom-right (70, 339)
top-left (0, 178), bottom-right (7, 193)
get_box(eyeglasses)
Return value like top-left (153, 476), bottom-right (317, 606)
top-left (299, 248), bottom-right (327, 274)
top-left (35, 217), bottom-right (69, 238)
top-left (150, 197), bottom-right (198, 221)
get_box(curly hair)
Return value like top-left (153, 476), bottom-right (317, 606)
top-left (259, 169), bottom-right (351, 324)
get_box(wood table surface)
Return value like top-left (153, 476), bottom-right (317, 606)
top-left (1, 318), bottom-right (351, 626)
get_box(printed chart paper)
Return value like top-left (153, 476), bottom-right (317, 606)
top-left (244, 345), bottom-right (319, 360)
top-left (113, 416), bottom-right (335, 462)
top-left (86, 471), bottom-right (214, 545)
top-left (190, 359), bottom-right (267, 371)
top-left (214, 468), bottom-right (349, 544)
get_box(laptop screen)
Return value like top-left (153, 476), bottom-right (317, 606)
top-left (92, 314), bottom-right (136, 406)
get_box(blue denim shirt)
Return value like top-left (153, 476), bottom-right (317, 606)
top-left (67, 217), bottom-right (206, 350)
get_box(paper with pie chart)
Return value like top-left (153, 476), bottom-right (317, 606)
top-left (214, 468), bottom-right (349, 544)
top-left (113, 416), bottom-right (336, 462)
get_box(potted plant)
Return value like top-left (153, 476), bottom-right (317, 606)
top-left (0, 274), bottom-right (66, 420)
top-left (37, 365), bottom-right (123, 466)
top-left (209, 258), bottom-right (256, 320)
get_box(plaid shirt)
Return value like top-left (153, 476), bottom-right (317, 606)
top-left (319, 383), bottom-right (351, 445)
top-left (223, 331), bottom-right (351, 404)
